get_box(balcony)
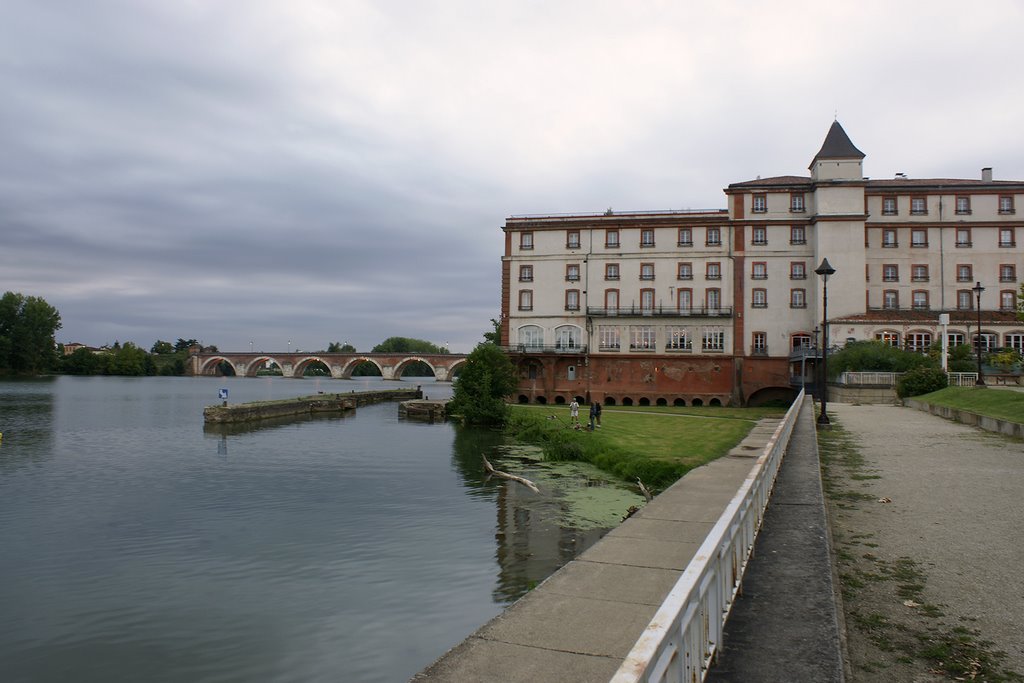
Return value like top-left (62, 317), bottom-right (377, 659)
top-left (587, 305), bottom-right (733, 318)
top-left (503, 344), bottom-right (588, 355)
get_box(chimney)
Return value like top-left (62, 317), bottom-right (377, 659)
top-left (982, 167), bottom-right (993, 182)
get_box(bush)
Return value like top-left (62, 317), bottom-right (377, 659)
top-left (448, 343), bottom-right (517, 426)
top-left (828, 340), bottom-right (936, 378)
top-left (897, 366), bottom-right (949, 398)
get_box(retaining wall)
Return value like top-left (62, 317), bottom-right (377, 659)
top-left (904, 398), bottom-right (1024, 438)
top-left (203, 389), bottom-right (421, 424)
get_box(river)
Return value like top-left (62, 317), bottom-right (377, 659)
top-left (0, 375), bottom-right (641, 682)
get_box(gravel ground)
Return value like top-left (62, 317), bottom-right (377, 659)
top-left (824, 403), bottom-right (1023, 681)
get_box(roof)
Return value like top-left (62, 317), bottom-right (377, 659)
top-left (809, 120), bottom-right (865, 168)
top-left (727, 175), bottom-right (812, 189)
top-left (832, 310), bottom-right (1023, 325)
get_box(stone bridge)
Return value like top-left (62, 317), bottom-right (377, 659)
top-left (188, 352), bottom-right (468, 381)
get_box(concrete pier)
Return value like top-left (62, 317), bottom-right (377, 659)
top-left (413, 417), bottom-right (783, 682)
top-left (202, 388), bottom-right (421, 424)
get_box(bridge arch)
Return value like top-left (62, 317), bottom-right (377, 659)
top-left (243, 356), bottom-right (283, 377)
top-left (440, 357), bottom-right (467, 382)
top-left (391, 356), bottom-right (437, 380)
top-left (198, 356), bottom-right (239, 376)
top-left (340, 357), bottom-right (384, 379)
top-left (292, 356), bottom-right (333, 378)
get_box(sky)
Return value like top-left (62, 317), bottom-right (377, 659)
top-left (3, 1), bottom-right (1023, 353)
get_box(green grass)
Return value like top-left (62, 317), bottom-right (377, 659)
top-left (912, 386), bottom-right (1024, 424)
top-left (508, 404), bottom-right (773, 489)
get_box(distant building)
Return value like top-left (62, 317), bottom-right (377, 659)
top-left (499, 121), bottom-right (1024, 406)
top-left (62, 342), bottom-right (102, 355)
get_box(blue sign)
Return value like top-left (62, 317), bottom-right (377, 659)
top-left (218, 388), bottom-right (229, 400)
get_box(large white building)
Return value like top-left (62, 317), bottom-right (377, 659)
top-left (499, 122), bottom-right (1023, 406)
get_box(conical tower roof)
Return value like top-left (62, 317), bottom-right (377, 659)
top-left (809, 120), bottom-right (865, 169)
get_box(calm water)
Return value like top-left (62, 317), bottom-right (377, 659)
top-left (0, 376), bottom-right (638, 682)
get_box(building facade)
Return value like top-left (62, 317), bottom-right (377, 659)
top-left (500, 122), bottom-right (1024, 406)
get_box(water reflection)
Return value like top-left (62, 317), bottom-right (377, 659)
top-left (0, 378), bottom-right (56, 470)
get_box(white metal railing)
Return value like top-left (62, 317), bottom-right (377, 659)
top-left (609, 390), bottom-right (804, 683)
top-left (838, 371), bottom-right (901, 386)
top-left (947, 372), bottom-right (979, 386)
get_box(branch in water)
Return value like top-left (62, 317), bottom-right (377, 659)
top-left (482, 455), bottom-right (540, 494)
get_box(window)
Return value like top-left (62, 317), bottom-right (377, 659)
top-left (605, 289), bottom-right (619, 310)
top-left (957, 264), bottom-right (973, 282)
top-left (906, 332), bottom-right (931, 352)
top-left (666, 327), bottom-right (691, 350)
top-left (520, 232), bottom-right (534, 250)
top-left (518, 265), bottom-right (533, 282)
top-left (605, 263), bottom-right (620, 280)
top-left (598, 326), bottom-right (620, 351)
top-left (630, 326), bottom-right (655, 350)
top-left (882, 229), bottom-right (898, 247)
top-left (640, 288), bottom-right (655, 310)
top-left (957, 290), bottom-right (973, 310)
top-left (555, 325), bottom-right (581, 349)
top-left (605, 229), bottom-right (620, 248)
top-left (1000, 264), bottom-right (1017, 282)
top-left (565, 264), bottom-right (580, 281)
top-left (752, 331), bottom-right (768, 353)
top-left (518, 325), bottom-right (543, 349)
top-left (751, 261), bottom-right (767, 280)
top-left (955, 196), bottom-right (971, 215)
top-left (640, 228), bottom-right (655, 247)
top-left (678, 228), bottom-right (693, 247)
top-left (883, 264), bottom-right (899, 282)
top-left (677, 262), bottom-right (693, 280)
top-left (702, 329), bottom-right (725, 351)
top-left (706, 227), bottom-right (722, 246)
top-left (790, 225), bottom-right (806, 245)
top-left (752, 288), bottom-right (767, 308)
top-left (792, 334), bottom-right (813, 351)
top-left (999, 227), bottom-right (1016, 247)
top-left (875, 331), bottom-right (900, 347)
top-left (956, 228), bottom-right (972, 247)
top-left (677, 288), bottom-right (692, 311)
top-left (946, 332), bottom-right (965, 349)
top-left (999, 195), bottom-right (1015, 214)
top-left (790, 194), bottom-right (805, 213)
top-left (706, 288), bottom-right (721, 311)
top-left (565, 289), bottom-right (580, 311)
top-left (640, 263), bottom-right (655, 280)
top-left (910, 196), bottom-right (927, 215)
top-left (752, 194), bottom-right (767, 213)
top-left (518, 289), bottom-right (533, 310)
top-left (790, 261), bottom-right (807, 280)
top-left (706, 262), bottom-right (721, 280)
top-left (865, 264), bottom-right (870, 282)
top-left (911, 264), bottom-right (929, 282)
top-left (912, 290), bottom-right (929, 310)
top-left (883, 290), bottom-right (899, 309)
top-left (752, 226), bottom-right (767, 245)
top-left (911, 229), bottom-right (928, 247)
top-left (973, 333), bottom-right (997, 354)
top-left (882, 197), bottom-right (897, 215)
top-left (1001, 290), bottom-right (1016, 311)
top-left (566, 230), bottom-right (581, 249)
top-left (790, 289), bottom-right (806, 308)
top-left (1006, 333), bottom-right (1024, 353)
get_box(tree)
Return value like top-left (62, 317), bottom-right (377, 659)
top-left (483, 317), bottom-right (502, 345)
top-left (175, 338), bottom-right (199, 352)
top-left (448, 343), bottom-right (517, 425)
top-left (372, 336), bottom-right (444, 354)
top-left (151, 340), bottom-right (175, 354)
top-left (826, 340), bottom-right (935, 378)
top-left (327, 341), bottom-right (357, 352)
top-left (0, 292), bottom-right (62, 374)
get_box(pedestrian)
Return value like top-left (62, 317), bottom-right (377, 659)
top-left (589, 401), bottom-right (598, 430)
top-left (595, 401), bottom-right (602, 428)
top-left (569, 398), bottom-right (579, 427)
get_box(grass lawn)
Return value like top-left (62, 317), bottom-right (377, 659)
top-left (912, 386), bottom-right (1024, 424)
top-left (508, 404), bottom-right (786, 490)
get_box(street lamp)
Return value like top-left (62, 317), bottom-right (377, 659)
top-left (973, 282), bottom-right (985, 386)
top-left (815, 258), bottom-right (836, 425)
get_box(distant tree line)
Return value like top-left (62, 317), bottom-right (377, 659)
top-left (61, 338), bottom-right (210, 376)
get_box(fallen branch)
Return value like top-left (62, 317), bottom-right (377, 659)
top-left (482, 455), bottom-right (540, 494)
top-left (636, 478), bottom-right (653, 502)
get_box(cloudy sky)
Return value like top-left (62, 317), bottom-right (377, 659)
top-left (3, 1), bottom-right (1023, 353)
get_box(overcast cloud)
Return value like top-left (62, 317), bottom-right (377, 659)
top-left (3, 1), bottom-right (1022, 352)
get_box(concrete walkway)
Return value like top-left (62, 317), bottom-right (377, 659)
top-left (413, 418), bottom-right (783, 682)
top-left (706, 397), bottom-right (845, 682)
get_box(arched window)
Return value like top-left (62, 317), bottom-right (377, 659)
top-left (517, 325), bottom-right (543, 350)
top-left (554, 325), bottom-right (582, 350)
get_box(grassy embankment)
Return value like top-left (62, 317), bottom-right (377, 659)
top-left (507, 404), bottom-right (787, 491)
top-left (911, 386), bottom-right (1024, 423)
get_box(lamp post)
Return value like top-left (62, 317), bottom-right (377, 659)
top-left (973, 282), bottom-right (985, 386)
top-left (815, 258), bottom-right (836, 425)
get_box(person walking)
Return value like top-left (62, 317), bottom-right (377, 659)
top-left (594, 401), bottom-right (602, 428)
top-left (588, 401), bottom-right (598, 430)
top-left (568, 398), bottom-right (580, 427)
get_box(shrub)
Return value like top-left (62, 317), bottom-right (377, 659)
top-left (897, 366), bottom-right (948, 398)
top-left (828, 340), bottom-right (936, 378)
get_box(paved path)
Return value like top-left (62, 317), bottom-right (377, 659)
top-left (706, 397), bottom-right (845, 682)
top-left (413, 418), bottom-right (783, 682)
top-left (827, 403), bottom-right (1024, 676)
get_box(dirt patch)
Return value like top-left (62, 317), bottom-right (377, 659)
top-left (819, 404), bottom-right (1023, 682)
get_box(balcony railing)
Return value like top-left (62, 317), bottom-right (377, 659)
top-left (503, 344), bottom-right (588, 355)
top-left (587, 305), bottom-right (733, 318)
